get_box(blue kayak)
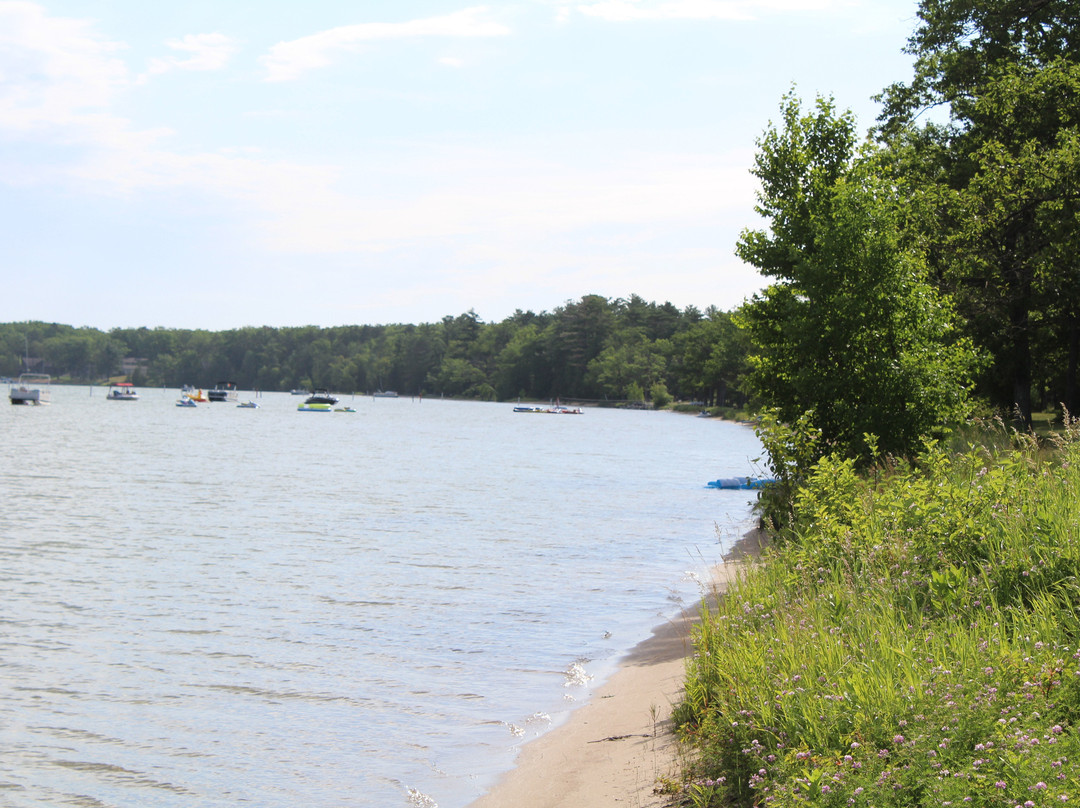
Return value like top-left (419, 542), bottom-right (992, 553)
top-left (706, 476), bottom-right (776, 490)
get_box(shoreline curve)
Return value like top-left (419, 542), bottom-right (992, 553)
top-left (466, 528), bottom-right (767, 808)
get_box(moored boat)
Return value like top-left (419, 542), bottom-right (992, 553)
top-left (304, 389), bottom-right (338, 406)
top-left (9, 373), bottom-right (51, 405)
top-left (208, 382), bottom-right (239, 403)
top-left (106, 382), bottom-right (139, 401)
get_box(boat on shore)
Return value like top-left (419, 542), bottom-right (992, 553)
top-left (9, 373), bottom-right (51, 405)
top-left (208, 382), bottom-right (238, 403)
top-left (106, 382), bottom-right (139, 401)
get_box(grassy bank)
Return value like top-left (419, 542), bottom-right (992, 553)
top-left (674, 420), bottom-right (1080, 806)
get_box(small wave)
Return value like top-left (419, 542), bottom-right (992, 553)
top-left (406, 786), bottom-right (438, 807)
top-left (563, 660), bottom-right (593, 688)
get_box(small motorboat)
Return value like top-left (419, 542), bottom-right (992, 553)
top-left (106, 382), bottom-right (139, 401)
top-left (208, 381), bottom-right (239, 403)
top-left (237, 401), bottom-right (259, 409)
top-left (10, 374), bottom-right (51, 405)
top-left (305, 389), bottom-right (339, 406)
top-left (176, 397), bottom-right (197, 408)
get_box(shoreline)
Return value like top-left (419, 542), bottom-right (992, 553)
top-left (466, 529), bottom-right (765, 808)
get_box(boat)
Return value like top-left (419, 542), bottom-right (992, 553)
top-left (176, 397), bottom-right (197, 408)
top-left (237, 401), bottom-right (259, 409)
top-left (372, 390), bottom-right (399, 398)
top-left (106, 382), bottom-right (139, 401)
top-left (334, 406), bottom-right (356, 412)
top-left (9, 373), bottom-right (51, 405)
top-left (182, 385), bottom-right (208, 402)
top-left (298, 402), bottom-right (333, 412)
top-left (706, 476), bottom-right (776, 490)
top-left (513, 400), bottom-right (583, 414)
top-left (290, 388), bottom-right (309, 396)
top-left (208, 381), bottom-right (238, 403)
top-left (304, 389), bottom-right (338, 406)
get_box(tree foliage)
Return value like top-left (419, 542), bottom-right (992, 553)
top-left (876, 0), bottom-right (1080, 423)
top-left (737, 92), bottom-right (980, 461)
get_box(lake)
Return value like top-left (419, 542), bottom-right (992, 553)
top-left (0, 386), bottom-right (763, 807)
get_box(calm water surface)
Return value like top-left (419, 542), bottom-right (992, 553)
top-left (0, 387), bottom-right (763, 807)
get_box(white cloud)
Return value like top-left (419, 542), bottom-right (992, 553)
top-left (0, 1), bottom-right (129, 134)
top-left (573, 0), bottom-right (844, 21)
top-left (261, 6), bottom-right (510, 82)
top-left (146, 32), bottom-right (238, 77)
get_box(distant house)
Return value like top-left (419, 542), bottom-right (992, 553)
top-left (121, 357), bottom-right (149, 377)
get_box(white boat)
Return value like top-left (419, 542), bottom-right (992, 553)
top-left (10, 374), bottom-right (51, 405)
top-left (176, 397), bottom-right (197, 407)
top-left (208, 381), bottom-right (239, 403)
top-left (290, 388), bottom-right (309, 396)
top-left (106, 382), bottom-right (139, 401)
top-left (513, 403), bottom-right (583, 414)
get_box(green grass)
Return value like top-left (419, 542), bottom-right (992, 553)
top-left (675, 419), bottom-right (1080, 806)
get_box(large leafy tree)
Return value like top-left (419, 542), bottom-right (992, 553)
top-left (738, 92), bottom-right (979, 461)
top-left (876, 0), bottom-right (1080, 422)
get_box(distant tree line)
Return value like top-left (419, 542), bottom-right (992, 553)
top-left (0, 294), bottom-right (751, 405)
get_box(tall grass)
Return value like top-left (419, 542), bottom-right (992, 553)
top-left (676, 419), bottom-right (1080, 806)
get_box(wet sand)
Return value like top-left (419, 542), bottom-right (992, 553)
top-left (468, 530), bottom-right (765, 808)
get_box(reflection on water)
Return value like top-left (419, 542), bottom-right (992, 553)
top-left (0, 388), bottom-right (762, 807)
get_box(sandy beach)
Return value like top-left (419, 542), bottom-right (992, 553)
top-left (468, 531), bottom-right (765, 808)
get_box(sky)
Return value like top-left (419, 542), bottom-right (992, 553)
top-left (0, 0), bottom-right (923, 331)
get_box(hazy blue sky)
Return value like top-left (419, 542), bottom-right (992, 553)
top-left (1, 0), bottom-right (921, 330)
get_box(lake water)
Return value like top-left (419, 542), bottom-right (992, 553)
top-left (0, 386), bottom-right (763, 807)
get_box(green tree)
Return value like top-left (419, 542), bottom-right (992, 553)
top-left (673, 308), bottom-right (748, 406)
top-left (738, 92), bottom-right (979, 461)
top-left (876, 0), bottom-right (1080, 422)
top-left (585, 331), bottom-right (669, 400)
